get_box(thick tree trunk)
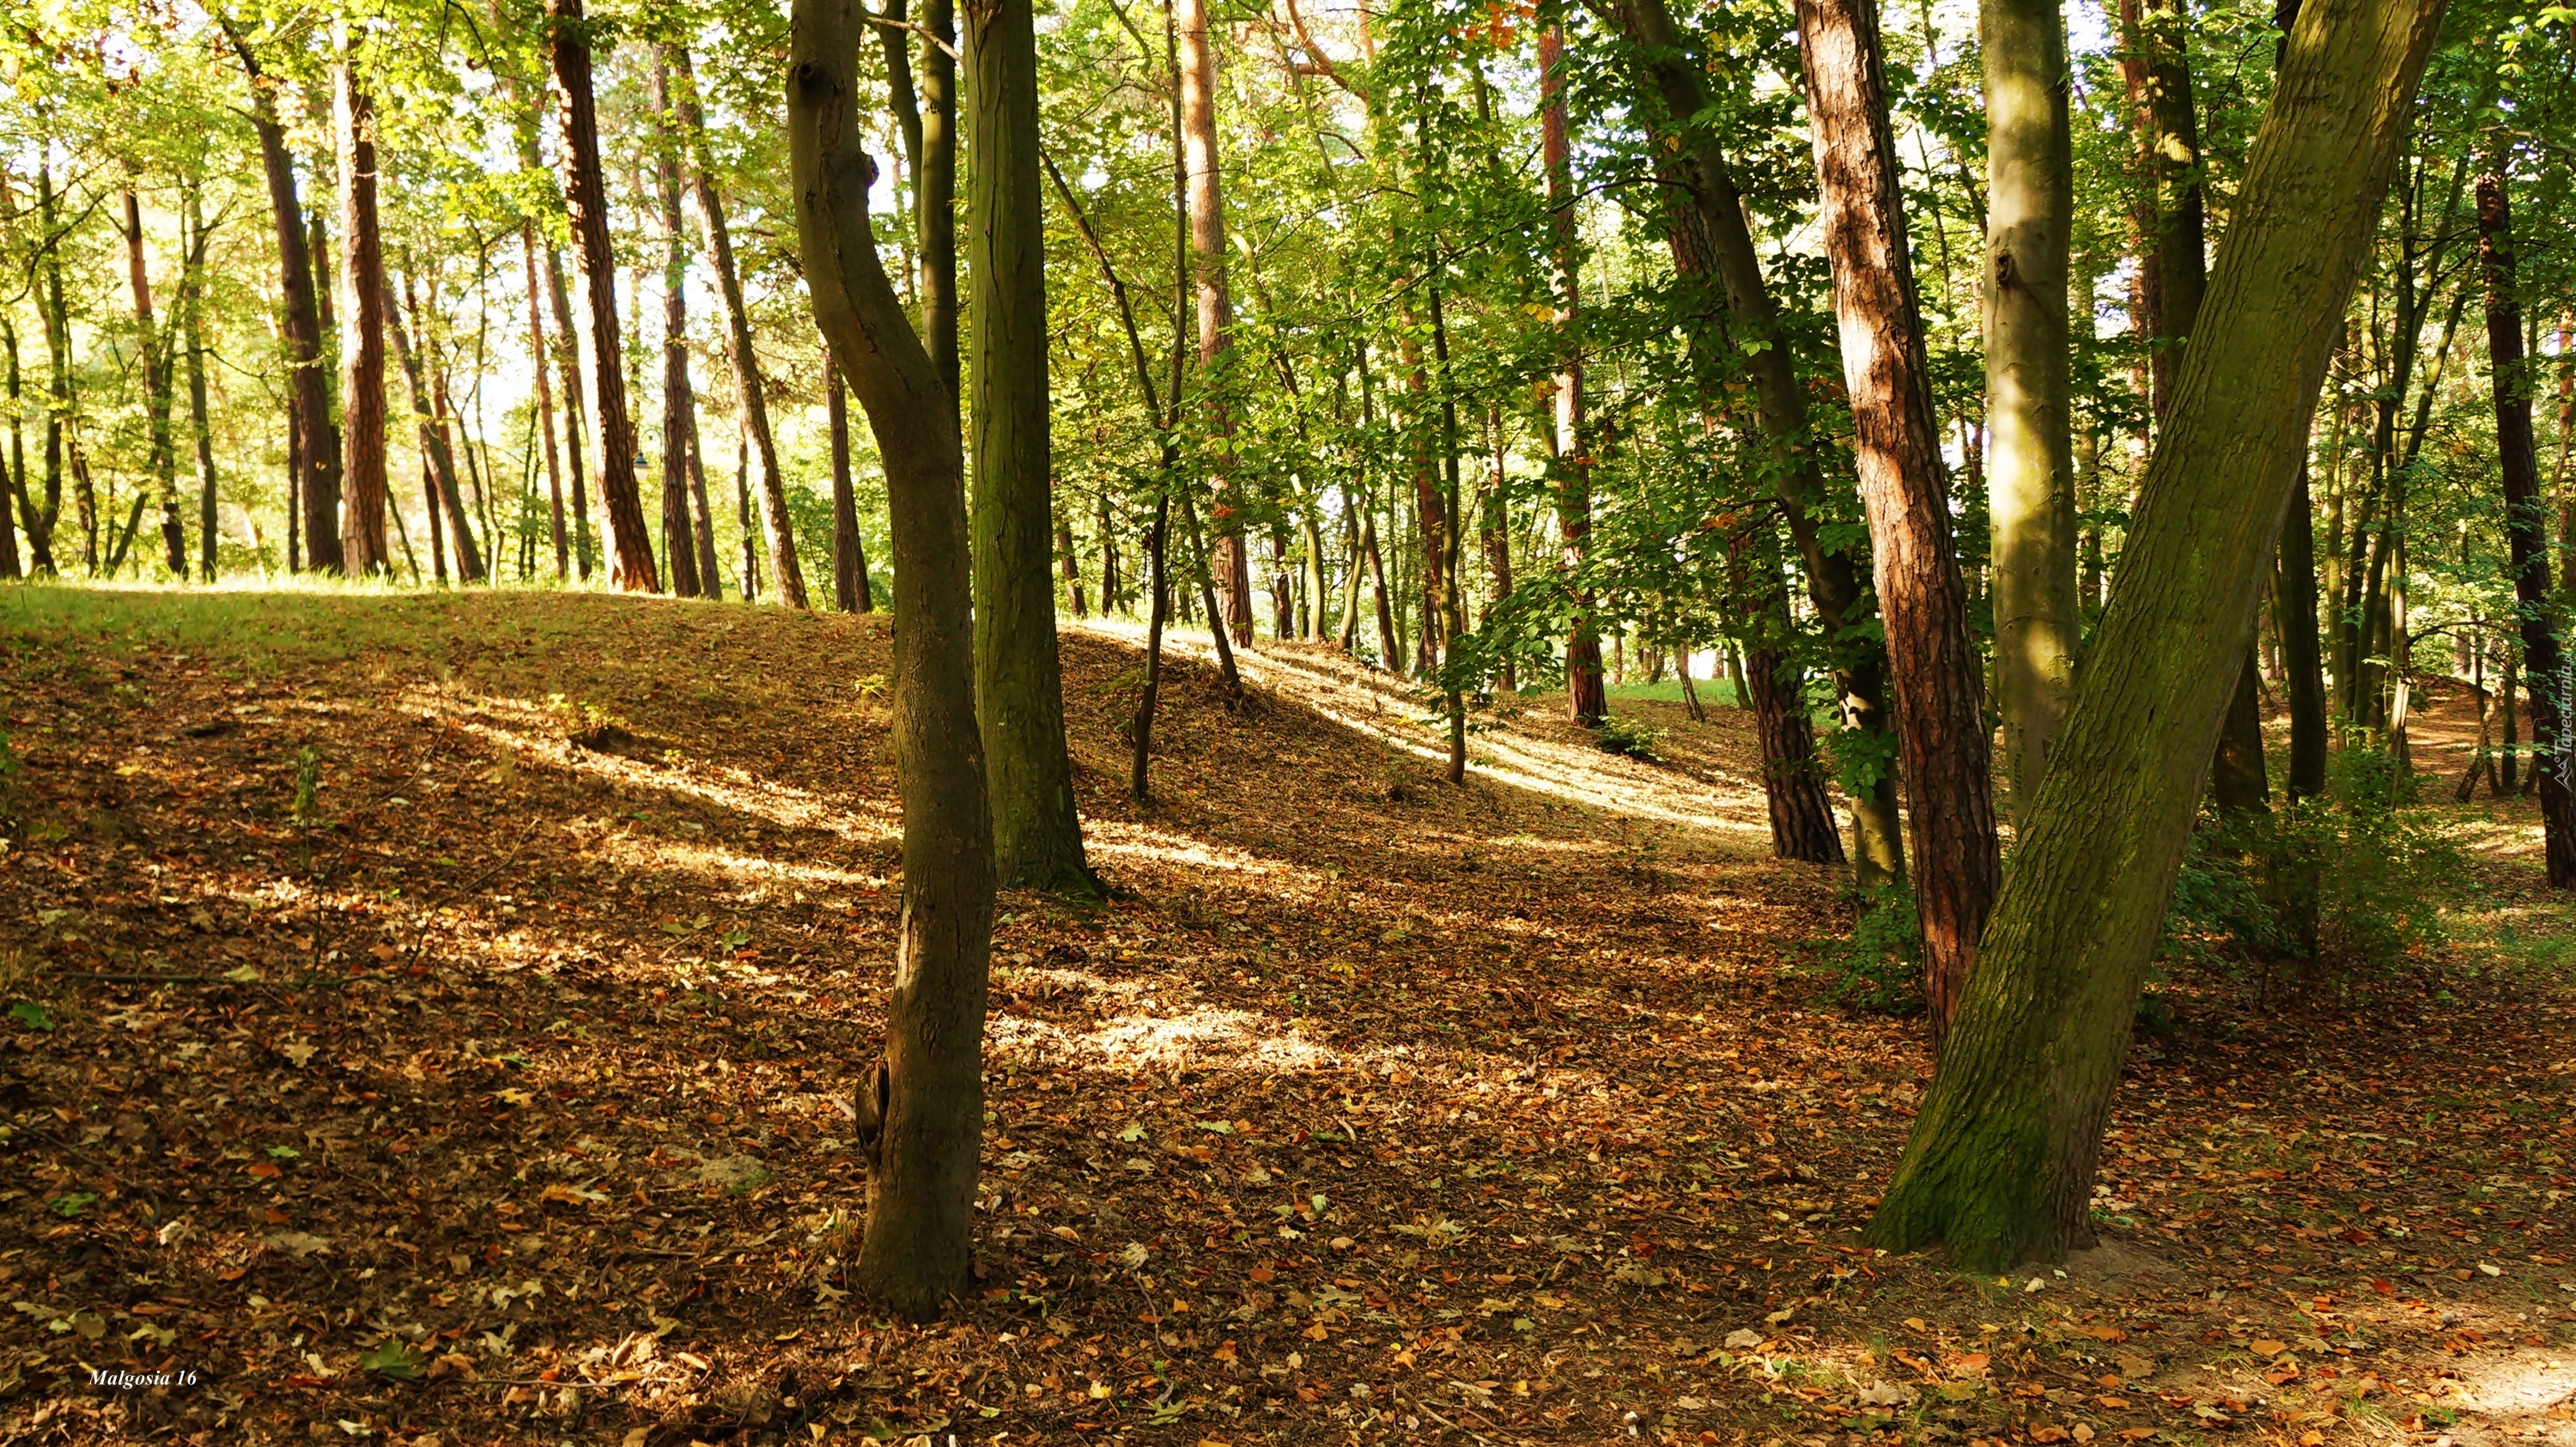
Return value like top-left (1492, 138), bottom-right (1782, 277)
top-left (334, 46), bottom-right (392, 577)
top-left (652, 52), bottom-right (704, 600)
top-left (917, 0), bottom-right (960, 404)
top-left (791, 0), bottom-right (995, 1321)
top-left (121, 190), bottom-right (185, 576)
top-left (1541, 27), bottom-right (1607, 727)
top-left (1177, 0), bottom-right (1255, 643)
top-left (673, 49), bottom-right (807, 608)
top-left (828, 362), bottom-right (872, 611)
top-left (235, 36), bottom-right (343, 575)
top-left (549, 0), bottom-right (659, 592)
top-left (1865, 0), bottom-right (2444, 1268)
top-left (2476, 164), bottom-right (2576, 885)
top-left (1795, 0), bottom-right (2002, 1047)
top-left (1604, 0), bottom-right (1905, 888)
top-left (969, 0), bottom-right (1093, 891)
top-left (1982, 0), bottom-right (2079, 822)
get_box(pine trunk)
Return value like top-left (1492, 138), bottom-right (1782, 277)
top-left (237, 38), bottom-right (343, 575)
top-left (1795, 0), bottom-right (2002, 1046)
top-left (1865, 0), bottom-right (2444, 1268)
top-left (791, 0), bottom-right (996, 1321)
top-left (1177, 0), bottom-right (1254, 643)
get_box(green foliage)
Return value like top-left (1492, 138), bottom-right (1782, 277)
top-left (290, 745), bottom-right (322, 823)
top-left (1593, 714), bottom-right (1668, 763)
top-left (8, 1000), bottom-right (52, 1032)
top-left (359, 1338), bottom-right (430, 1382)
top-left (1801, 881), bottom-right (1922, 1014)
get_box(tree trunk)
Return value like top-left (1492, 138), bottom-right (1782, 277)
top-left (1177, 0), bottom-right (1255, 643)
top-left (791, 0), bottom-right (996, 1320)
top-left (672, 48), bottom-right (806, 608)
top-left (120, 190), bottom-right (185, 577)
top-left (1982, 0), bottom-right (2079, 822)
top-left (39, 166), bottom-right (88, 575)
top-left (1865, 0), bottom-right (2443, 1268)
top-left (549, 0), bottom-right (659, 593)
top-left (1542, 26), bottom-right (1607, 727)
top-left (2274, 469), bottom-right (2330, 801)
top-left (181, 185), bottom-right (221, 581)
top-left (1606, 0), bottom-right (1905, 888)
top-left (652, 52), bottom-right (704, 600)
top-left (828, 362), bottom-right (872, 611)
top-left (2476, 162), bottom-right (2576, 885)
top-left (2208, 652), bottom-right (2270, 812)
top-left (1795, 0), bottom-right (2002, 1047)
top-left (385, 277), bottom-right (485, 584)
top-left (543, 240), bottom-right (592, 577)
top-left (519, 225), bottom-right (571, 578)
top-left (334, 43), bottom-right (392, 577)
top-left (234, 33), bottom-right (343, 575)
top-left (969, 0), bottom-right (1093, 891)
top-left (3, 321), bottom-right (43, 576)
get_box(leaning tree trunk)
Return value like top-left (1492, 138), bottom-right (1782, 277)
top-left (1177, 0), bottom-right (1255, 643)
top-left (2476, 161), bottom-right (2576, 886)
top-left (1541, 26), bottom-right (1607, 727)
top-left (549, 0), bottom-right (659, 592)
top-left (790, 0), bottom-right (995, 1321)
top-left (385, 278), bottom-right (485, 583)
top-left (673, 48), bottom-right (807, 608)
top-left (652, 52), bottom-right (703, 599)
top-left (234, 33), bottom-right (343, 575)
top-left (1864, 0), bottom-right (2445, 1269)
top-left (969, 0), bottom-right (1093, 891)
top-left (1982, 0), bottom-right (2079, 823)
top-left (334, 42), bottom-right (392, 578)
top-left (1607, 0), bottom-right (1905, 888)
top-left (120, 190), bottom-right (185, 576)
top-left (1795, 0), bottom-right (2002, 1047)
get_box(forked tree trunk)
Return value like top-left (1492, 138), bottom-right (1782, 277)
top-left (1982, 0), bottom-right (2079, 822)
top-left (1866, 0), bottom-right (2445, 1268)
top-left (1176, 0), bottom-right (1255, 642)
top-left (2476, 162), bottom-right (2576, 885)
top-left (969, 0), bottom-right (1093, 891)
top-left (1541, 27), bottom-right (1607, 727)
top-left (791, 0), bottom-right (994, 1321)
top-left (673, 48), bottom-right (808, 608)
top-left (1604, 0), bottom-right (1905, 888)
top-left (652, 52), bottom-right (703, 600)
top-left (334, 42), bottom-right (392, 577)
top-left (549, 0), bottom-right (659, 592)
top-left (1795, 0), bottom-right (2001, 1045)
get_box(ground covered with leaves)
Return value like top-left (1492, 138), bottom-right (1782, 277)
top-left (0, 585), bottom-right (2571, 1447)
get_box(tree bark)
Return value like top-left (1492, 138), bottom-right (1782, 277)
top-left (121, 189), bottom-right (185, 576)
top-left (549, 0), bottom-right (658, 592)
top-left (652, 52), bottom-right (704, 600)
top-left (828, 362), bottom-right (872, 611)
top-left (1865, 0), bottom-right (2444, 1268)
top-left (334, 42), bottom-right (392, 577)
top-left (969, 0), bottom-right (1093, 890)
top-left (2476, 162), bottom-right (2576, 885)
top-left (673, 48), bottom-right (808, 608)
top-left (1601, 0), bottom-right (1905, 888)
top-left (386, 277), bottom-right (486, 583)
top-left (234, 34), bottom-right (343, 575)
top-left (1982, 0), bottom-right (2079, 822)
top-left (1795, 0), bottom-right (2002, 1047)
top-left (2274, 469), bottom-right (2330, 800)
top-left (1177, 0), bottom-right (1255, 643)
top-left (181, 185), bottom-right (221, 581)
top-left (793, 0), bottom-right (996, 1321)
top-left (1541, 27), bottom-right (1607, 727)
top-left (518, 225), bottom-right (571, 578)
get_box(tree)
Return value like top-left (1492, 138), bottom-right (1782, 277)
top-left (1983, 0), bottom-right (2080, 820)
top-left (1865, 0), bottom-right (2446, 1268)
top-left (790, 0), bottom-right (995, 1320)
top-left (548, 0), bottom-right (659, 593)
top-left (2476, 158), bottom-right (2576, 885)
top-left (118, 186), bottom-right (183, 575)
top-left (828, 363), bottom-right (873, 611)
top-left (652, 50), bottom-right (704, 601)
top-left (1540, 25), bottom-right (1607, 727)
top-left (1795, 0), bottom-right (2002, 1045)
top-left (969, 0), bottom-right (1094, 891)
top-left (232, 29), bottom-right (343, 575)
top-left (1177, 0), bottom-right (1255, 643)
top-left (336, 37), bottom-right (392, 578)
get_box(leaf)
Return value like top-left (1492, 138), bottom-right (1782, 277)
top-left (264, 1231), bottom-right (333, 1258)
top-left (9, 1001), bottom-right (52, 1031)
top-left (2249, 1339), bottom-right (2287, 1358)
top-left (1117, 1122), bottom-right (1147, 1142)
top-left (359, 1338), bottom-right (429, 1381)
top-left (48, 1191), bottom-right (94, 1219)
top-left (278, 1043), bottom-right (319, 1067)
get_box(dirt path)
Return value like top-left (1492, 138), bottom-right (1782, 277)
top-left (0, 587), bottom-right (2569, 1446)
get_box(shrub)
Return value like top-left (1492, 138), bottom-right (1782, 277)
top-left (1802, 880), bottom-right (1922, 1014)
top-left (1595, 714), bottom-right (1668, 763)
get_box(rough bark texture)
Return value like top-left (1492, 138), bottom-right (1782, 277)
top-left (550, 0), bottom-right (659, 592)
top-left (1982, 0), bottom-right (2080, 823)
top-left (1604, 0), bottom-right (1905, 887)
top-left (1177, 0), bottom-right (1255, 643)
top-left (653, 52), bottom-right (704, 600)
top-left (2476, 166), bottom-right (2576, 886)
top-left (239, 40), bottom-right (343, 575)
top-left (674, 49), bottom-right (808, 609)
top-left (1540, 27), bottom-right (1607, 727)
top-left (2209, 653), bottom-right (2270, 812)
top-left (334, 50), bottom-right (392, 577)
top-left (1795, 0), bottom-right (2002, 1045)
top-left (969, 0), bottom-right (1092, 891)
top-left (790, 0), bottom-right (995, 1320)
top-left (1865, 0), bottom-right (2445, 1268)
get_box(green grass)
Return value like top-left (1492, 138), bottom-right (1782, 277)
top-left (1605, 677), bottom-right (1742, 708)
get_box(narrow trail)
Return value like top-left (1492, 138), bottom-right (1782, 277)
top-left (0, 587), bottom-right (2567, 1447)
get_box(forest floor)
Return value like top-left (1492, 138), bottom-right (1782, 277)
top-left (0, 584), bottom-right (2571, 1447)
